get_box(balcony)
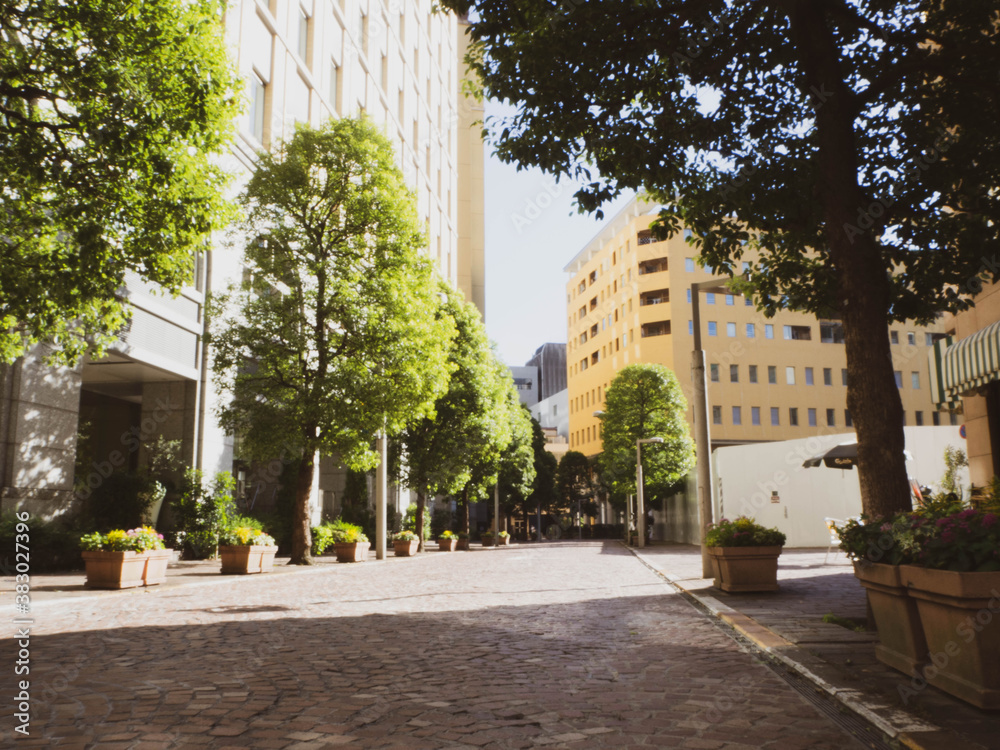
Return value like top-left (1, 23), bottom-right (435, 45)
top-left (638, 257), bottom-right (668, 275)
top-left (641, 320), bottom-right (671, 338)
top-left (640, 288), bottom-right (670, 306)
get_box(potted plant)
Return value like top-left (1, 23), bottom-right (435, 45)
top-left (456, 531), bottom-right (470, 551)
top-left (80, 526), bottom-right (171, 589)
top-left (438, 530), bottom-right (458, 552)
top-left (837, 515), bottom-right (930, 677)
top-left (480, 530), bottom-right (495, 547)
top-left (393, 530), bottom-right (420, 556)
top-left (705, 516), bottom-right (786, 593)
top-left (498, 530), bottom-right (511, 546)
top-left (314, 519), bottom-right (370, 562)
top-left (218, 526), bottom-right (278, 574)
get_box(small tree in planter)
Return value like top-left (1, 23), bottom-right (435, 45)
top-left (705, 517), bottom-right (786, 593)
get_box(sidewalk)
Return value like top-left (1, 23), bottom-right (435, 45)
top-left (629, 542), bottom-right (999, 750)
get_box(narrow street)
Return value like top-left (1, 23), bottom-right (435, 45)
top-left (6, 542), bottom-right (865, 749)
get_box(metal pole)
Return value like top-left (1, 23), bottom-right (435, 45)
top-left (493, 483), bottom-right (499, 546)
top-left (636, 446), bottom-right (645, 549)
top-left (375, 431), bottom-right (387, 560)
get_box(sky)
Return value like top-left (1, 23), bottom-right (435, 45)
top-left (481, 100), bottom-right (636, 367)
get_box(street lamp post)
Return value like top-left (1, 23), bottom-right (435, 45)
top-left (691, 276), bottom-right (737, 576)
top-left (636, 437), bottom-right (664, 548)
top-left (375, 430), bottom-right (387, 560)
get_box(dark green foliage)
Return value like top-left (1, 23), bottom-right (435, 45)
top-left (84, 472), bottom-right (162, 532)
top-left (555, 451), bottom-right (595, 517)
top-left (431, 507), bottom-right (455, 538)
top-left (706, 517), bottom-right (786, 548)
top-left (0, 513), bottom-right (85, 572)
top-left (0, 0), bottom-right (240, 363)
top-left (403, 503), bottom-right (432, 540)
top-left (169, 469), bottom-right (236, 559)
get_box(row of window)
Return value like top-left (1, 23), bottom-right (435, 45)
top-left (711, 405), bottom-right (957, 428)
top-left (708, 364), bottom-right (924, 389)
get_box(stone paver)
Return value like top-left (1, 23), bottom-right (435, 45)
top-left (2, 542), bottom-right (867, 748)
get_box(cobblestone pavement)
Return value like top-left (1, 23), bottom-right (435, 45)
top-left (3, 541), bottom-right (869, 749)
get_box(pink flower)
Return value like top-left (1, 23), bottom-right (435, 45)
top-left (983, 514), bottom-right (998, 528)
top-left (935, 518), bottom-right (951, 527)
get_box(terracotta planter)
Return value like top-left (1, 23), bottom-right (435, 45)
top-left (498, 536), bottom-right (511, 546)
top-left (707, 546), bottom-right (783, 592)
top-left (438, 539), bottom-right (457, 552)
top-left (219, 545), bottom-right (278, 574)
top-left (457, 538), bottom-right (470, 551)
top-left (82, 550), bottom-right (149, 590)
top-left (143, 548), bottom-right (173, 587)
top-left (853, 562), bottom-right (928, 677)
top-left (900, 565), bottom-right (1000, 709)
top-left (481, 536), bottom-right (495, 547)
top-left (394, 539), bottom-right (419, 556)
top-left (334, 541), bottom-right (370, 563)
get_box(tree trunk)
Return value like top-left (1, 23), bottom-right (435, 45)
top-left (789, 2), bottom-right (911, 519)
top-left (416, 489), bottom-right (426, 553)
top-left (459, 484), bottom-right (470, 534)
top-left (289, 449), bottom-right (315, 564)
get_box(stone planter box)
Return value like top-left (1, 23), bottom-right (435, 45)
top-left (438, 539), bottom-right (457, 552)
top-left (900, 565), bottom-right (1000, 709)
top-left (456, 538), bottom-right (470, 551)
top-left (334, 541), bottom-right (370, 563)
top-left (219, 545), bottom-right (278, 574)
top-left (707, 546), bottom-right (783, 593)
top-left (498, 536), bottom-right (511, 546)
top-left (853, 562), bottom-right (928, 677)
top-left (481, 537), bottom-right (495, 547)
top-left (394, 539), bottom-right (419, 556)
top-left (82, 550), bottom-right (148, 590)
top-left (143, 548), bottom-right (173, 587)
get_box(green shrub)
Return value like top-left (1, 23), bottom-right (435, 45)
top-left (403, 503), bottom-right (432, 540)
top-left (169, 469), bottom-right (237, 559)
top-left (0, 513), bottom-right (85, 572)
top-left (312, 519), bottom-right (368, 554)
top-left (705, 516), bottom-right (786, 547)
top-left (84, 473), bottom-right (164, 532)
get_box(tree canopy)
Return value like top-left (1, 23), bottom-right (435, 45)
top-left (210, 118), bottom-right (454, 562)
top-left (597, 364), bottom-right (696, 504)
top-left (442, 0), bottom-right (1000, 518)
top-left (1, 0), bottom-right (240, 364)
top-left (555, 450), bottom-right (595, 521)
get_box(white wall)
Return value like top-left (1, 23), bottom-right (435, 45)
top-left (712, 426), bottom-right (969, 547)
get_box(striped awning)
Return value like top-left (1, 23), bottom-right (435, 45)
top-left (928, 320), bottom-right (1000, 408)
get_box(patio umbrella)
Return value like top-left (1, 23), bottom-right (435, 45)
top-left (802, 441), bottom-right (913, 470)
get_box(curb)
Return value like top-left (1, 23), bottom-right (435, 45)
top-left (621, 543), bottom-right (989, 750)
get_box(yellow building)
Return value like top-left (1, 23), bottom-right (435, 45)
top-left (565, 197), bottom-right (952, 457)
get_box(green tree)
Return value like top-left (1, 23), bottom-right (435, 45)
top-left (524, 415), bottom-right (558, 539)
top-left (497, 399), bottom-right (537, 532)
top-left (210, 118), bottom-right (453, 564)
top-left (400, 282), bottom-right (510, 549)
top-left (598, 364), bottom-right (696, 505)
top-left (555, 451), bottom-right (595, 530)
top-left (442, 0), bottom-right (1000, 519)
top-left (0, 0), bottom-right (240, 364)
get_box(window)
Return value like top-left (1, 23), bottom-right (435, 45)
top-left (641, 321), bottom-right (671, 337)
top-left (842, 368), bottom-right (848, 386)
top-left (926, 332), bottom-right (947, 346)
top-left (820, 321), bottom-right (844, 343)
top-left (911, 371), bottom-right (920, 389)
top-left (826, 408), bottom-right (835, 426)
top-left (688, 320), bottom-right (693, 335)
top-left (808, 408), bottom-right (817, 427)
top-left (932, 411), bottom-right (941, 426)
top-left (710, 364), bottom-right (720, 382)
top-left (706, 292), bottom-right (716, 305)
top-left (579, 332), bottom-right (587, 344)
top-left (726, 322), bottom-right (736, 337)
top-left (765, 324), bottom-right (774, 339)
top-left (746, 297), bottom-right (753, 306)
top-left (950, 412), bottom-right (959, 426)
top-left (751, 406), bottom-right (761, 426)
top-left (686, 289), bottom-right (692, 303)
top-left (805, 367), bottom-right (814, 386)
top-left (894, 371), bottom-right (903, 388)
top-left (732, 406), bottom-right (742, 426)
top-left (746, 323), bottom-right (755, 338)
top-left (789, 407), bottom-right (799, 426)
top-left (786, 366), bottom-right (795, 385)
top-left (328, 61), bottom-right (341, 112)
top-left (770, 407), bottom-right (780, 426)
top-left (730, 364), bottom-right (739, 383)
top-left (783, 325), bottom-right (812, 340)
top-left (298, 9), bottom-right (310, 64)
top-left (685, 257), bottom-right (695, 272)
top-left (845, 409), bottom-right (853, 427)
top-left (580, 358), bottom-right (588, 371)
top-left (360, 12), bottom-right (369, 56)
top-left (890, 331), bottom-right (899, 344)
top-left (712, 405), bottom-right (722, 425)
top-left (638, 257), bottom-right (668, 274)
top-left (725, 294), bottom-right (735, 306)
top-left (907, 332), bottom-right (916, 346)
top-left (915, 411), bottom-right (924, 426)
top-left (249, 74), bottom-right (266, 143)
top-left (768, 365), bottom-right (777, 384)
top-left (749, 365), bottom-right (758, 383)
top-left (823, 367), bottom-right (832, 386)
top-left (708, 321), bottom-right (718, 336)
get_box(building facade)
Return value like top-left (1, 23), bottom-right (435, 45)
top-left (0, 0), bottom-right (484, 521)
top-left (526, 343), bottom-right (567, 402)
top-left (564, 196), bottom-right (952, 458)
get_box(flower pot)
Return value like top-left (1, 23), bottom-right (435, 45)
top-left (82, 550), bottom-right (149, 590)
top-left (853, 562), bottom-right (928, 677)
top-left (394, 539), bottom-right (419, 556)
top-left (457, 538), bottom-right (470, 551)
top-left (900, 565), bottom-right (1000, 709)
top-left (438, 539), bottom-right (457, 552)
top-left (334, 541), bottom-right (370, 563)
top-left (219, 545), bottom-right (279, 574)
top-left (143, 548), bottom-right (173, 587)
top-left (498, 536), bottom-right (511, 546)
top-left (707, 546), bottom-right (783, 593)
top-left (481, 537), bottom-right (495, 547)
